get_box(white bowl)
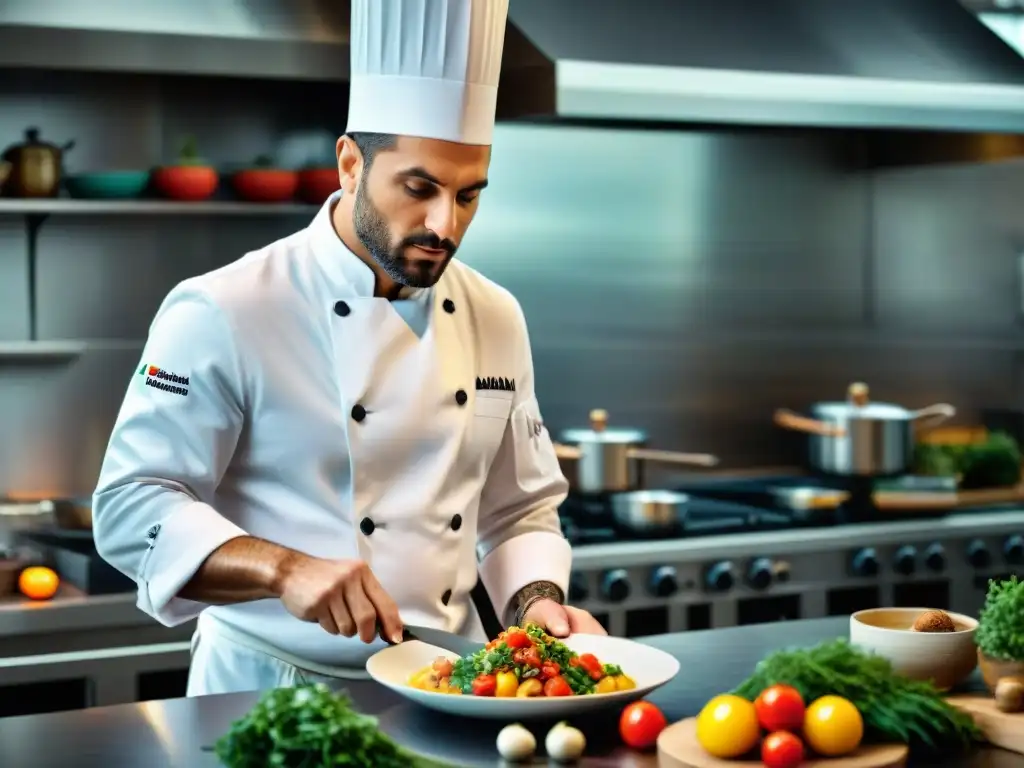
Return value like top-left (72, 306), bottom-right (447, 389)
top-left (365, 633), bottom-right (680, 719)
top-left (850, 607), bottom-right (978, 690)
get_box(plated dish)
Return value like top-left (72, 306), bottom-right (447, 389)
top-left (366, 624), bottom-right (680, 719)
top-left (407, 624), bottom-right (637, 697)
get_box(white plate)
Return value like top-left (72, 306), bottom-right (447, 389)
top-left (365, 633), bottom-right (680, 719)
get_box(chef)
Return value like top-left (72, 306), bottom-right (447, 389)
top-left (91, 0), bottom-right (604, 696)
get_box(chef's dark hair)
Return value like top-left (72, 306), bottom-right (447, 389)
top-left (347, 132), bottom-right (397, 172)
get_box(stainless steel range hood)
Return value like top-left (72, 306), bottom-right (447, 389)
top-left (506, 0), bottom-right (1024, 133)
top-left (2, 0), bottom-right (1024, 135)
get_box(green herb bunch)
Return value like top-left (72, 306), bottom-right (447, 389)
top-left (976, 575), bottom-right (1024, 662)
top-left (212, 684), bottom-right (452, 768)
top-left (731, 639), bottom-right (981, 754)
top-left (176, 135), bottom-right (204, 166)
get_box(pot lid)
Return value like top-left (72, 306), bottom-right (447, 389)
top-left (10, 127), bottom-right (58, 152)
top-left (813, 382), bottom-right (912, 420)
top-left (560, 409), bottom-right (646, 444)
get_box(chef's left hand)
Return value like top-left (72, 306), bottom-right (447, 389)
top-left (523, 599), bottom-right (607, 637)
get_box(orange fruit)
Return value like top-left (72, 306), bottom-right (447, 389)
top-left (18, 566), bottom-right (60, 600)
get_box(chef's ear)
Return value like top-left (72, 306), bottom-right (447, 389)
top-left (336, 135), bottom-right (362, 194)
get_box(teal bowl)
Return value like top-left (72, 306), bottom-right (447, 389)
top-left (65, 171), bottom-right (151, 199)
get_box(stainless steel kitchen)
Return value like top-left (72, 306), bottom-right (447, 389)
top-left (2, 1), bottom-right (1024, 766)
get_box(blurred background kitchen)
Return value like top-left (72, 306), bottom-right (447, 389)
top-left (1, 0), bottom-right (1024, 719)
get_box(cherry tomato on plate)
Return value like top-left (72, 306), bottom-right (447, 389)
top-left (619, 701), bottom-right (668, 749)
top-left (543, 676), bottom-right (573, 697)
top-left (540, 660), bottom-right (561, 680)
top-left (514, 647), bottom-right (542, 668)
top-left (471, 674), bottom-right (496, 697)
top-left (577, 653), bottom-right (604, 680)
top-left (754, 684), bottom-right (806, 732)
top-left (761, 731), bottom-right (805, 768)
top-left (504, 630), bottom-right (532, 649)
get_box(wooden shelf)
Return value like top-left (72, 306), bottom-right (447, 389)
top-left (0, 199), bottom-right (317, 216)
top-left (0, 339), bottom-right (144, 361)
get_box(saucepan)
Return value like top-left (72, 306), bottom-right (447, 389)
top-left (553, 409), bottom-right (719, 494)
top-left (774, 382), bottom-right (956, 478)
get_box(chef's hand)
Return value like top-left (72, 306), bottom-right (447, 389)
top-left (523, 600), bottom-right (608, 637)
top-left (277, 555), bottom-right (404, 645)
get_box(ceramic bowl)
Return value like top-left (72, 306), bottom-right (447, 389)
top-left (850, 607), bottom-right (978, 690)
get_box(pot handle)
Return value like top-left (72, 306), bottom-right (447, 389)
top-left (627, 448), bottom-right (719, 467)
top-left (911, 403), bottom-right (956, 431)
top-left (773, 409), bottom-right (847, 437)
top-left (553, 443), bottom-right (581, 461)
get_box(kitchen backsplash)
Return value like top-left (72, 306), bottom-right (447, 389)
top-left (0, 69), bottom-right (1022, 496)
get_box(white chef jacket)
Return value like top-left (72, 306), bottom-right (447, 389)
top-left (91, 193), bottom-right (572, 691)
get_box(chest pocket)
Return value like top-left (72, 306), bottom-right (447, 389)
top-left (471, 391), bottom-right (514, 456)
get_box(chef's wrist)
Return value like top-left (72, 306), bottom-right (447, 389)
top-left (266, 546), bottom-right (306, 597)
top-left (512, 580), bottom-right (564, 627)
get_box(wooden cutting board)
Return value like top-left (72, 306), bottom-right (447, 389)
top-left (657, 718), bottom-right (908, 768)
top-left (947, 694), bottom-right (1024, 755)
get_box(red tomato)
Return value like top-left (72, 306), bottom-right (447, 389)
top-left (761, 731), bottom-right (805, 768)
top-left (471, 674), bottom-right (496, 696)
top-left (578, 653), bottom-right (604, 680)
top-left (514, 647), bottom-right (542, 668)
top-left (542, 676), bottom-right (573, 697)
top-left (505, 630), bottom-right (532, 649)
top-left (540, 660), bottom-right (561, 680)
top-left (619, 701), bottom-right (668, 749)
top-left (754, 684), bottom-right (806, 733)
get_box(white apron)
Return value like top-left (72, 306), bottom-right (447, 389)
top-left (92, 194), bottom-right (572, 695)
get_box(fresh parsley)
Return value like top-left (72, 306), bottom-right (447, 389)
top-left (210, 684), bottom-right (453, 767)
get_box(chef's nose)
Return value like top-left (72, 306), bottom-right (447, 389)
top-left (424, 198), bottom-right (458, 243)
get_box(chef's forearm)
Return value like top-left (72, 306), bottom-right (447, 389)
top-left (177, 535), bottom-right (298, 604)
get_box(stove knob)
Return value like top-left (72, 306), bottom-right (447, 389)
top-left (924, 543), bottom-right (946, 573)
top-left (746, 558), bottom-right (774, 590)
top-left (967, 539), bottom-right (992, 569)
top-left (851, 547), bottom-right (879, 577)
top-left (568, 572), bottom-right (589, 603)
top-left (893, 545), bottom-right (917, 576)
top-left (705, 561), bottom-right (735, 592)
top-left (1004, 535), bottom-right (1024, 565)
top-left (600, 569), bottom-right (631, 603)
top-left (648, 566), bottom-right (679, 598)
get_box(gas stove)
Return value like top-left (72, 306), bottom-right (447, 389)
top-left (561, 475), bottom-right (1024, 639)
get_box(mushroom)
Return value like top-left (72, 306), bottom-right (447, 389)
top-left (912, 610), bottom-right (956, 633)
top-left (995, 677), bottom-right (1024, 713)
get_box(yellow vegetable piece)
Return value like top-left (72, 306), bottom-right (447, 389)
top-left (803, 695), bottom-right (864, 757)
top-left (516, 678), bottom-right (544, 697)
top-left (615, 674), bottom-right (637, 691)
top-left (496, 671), bottom-right (519, 698)
top-left (595, 676), bottom-right (618, 694)
top-left (695, 694), bottom-right (760, 759)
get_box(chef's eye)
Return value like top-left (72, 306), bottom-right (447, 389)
top-left (404, 184), bottom-right (433, 199)
top-left (456, 192), bottom-right (479, 206)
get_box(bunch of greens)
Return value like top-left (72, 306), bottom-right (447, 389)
top-left (732, 639), bottom-right (981, 754)
top-left (914, 431), bottom-right (1022, 488)
top-left (976, 576), bottom-right (1024, 662)
top-left (211, 684), bottom-right (452, 767)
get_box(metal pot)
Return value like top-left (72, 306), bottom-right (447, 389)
top-left (774, 382), bottom-right (955, 477)
top-left (608, 490), bottom-right (690, 534)
top-left (554, 409), bottom-right (718, 493)
top-left (2, 127), bottom-right (75, 198)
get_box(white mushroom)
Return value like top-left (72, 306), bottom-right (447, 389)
top-left (496, 723), bottom-right (536, 762)
top-left (545, 721), bottom-right (586, 763)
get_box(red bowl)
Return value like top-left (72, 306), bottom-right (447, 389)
top-left (152, 166), bottom-right (219, 202)
top-left (232, 169), bottom-right (299, 203)
top-left (297, 168), bottom-right (340, 205)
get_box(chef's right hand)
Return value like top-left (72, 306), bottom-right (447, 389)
top-left (277, 555), bottom-right (403, 645)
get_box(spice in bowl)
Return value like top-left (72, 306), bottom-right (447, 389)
top-left (912, 609), bottom-right (957, 633)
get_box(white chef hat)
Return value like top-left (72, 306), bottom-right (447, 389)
top-left (346, 0), bottom-right (509, 146)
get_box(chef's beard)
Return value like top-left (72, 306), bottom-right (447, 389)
top-left (353, 184), bottom-right (456, 289)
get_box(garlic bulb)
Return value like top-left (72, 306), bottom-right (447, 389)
top-left (496, 723), bottom-right (536, 762)
top-left (545, 721), bottom-right (586, 762)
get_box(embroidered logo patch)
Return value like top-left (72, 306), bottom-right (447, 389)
top-left (476, 376), bottom-right (515, 392)
top-left (137, 362), bottom-right (190, 397)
